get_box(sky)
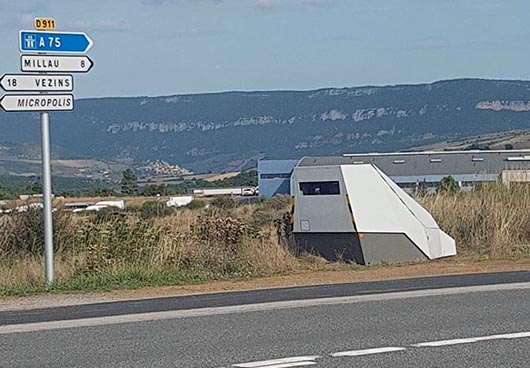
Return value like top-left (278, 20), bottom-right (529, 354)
top-left (1, 0), bottom-right (530, 98)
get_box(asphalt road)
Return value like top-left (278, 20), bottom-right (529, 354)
top-left (1, 272), bottom-right (529, 367)
top-left (2, 270), bottom-right (529, 325)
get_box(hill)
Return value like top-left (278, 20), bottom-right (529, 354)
top-left (2, 78), bottom-right (530, 172)
top-left (411, 129), bottom-right (530, 151)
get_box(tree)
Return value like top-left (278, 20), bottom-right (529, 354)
top-left (140, 184), bottom-right (168, 197)
top-left (26, 179), bottom-right (42, 194)
top-left (121, 169), bottom-right (138, 195)
top-left (436, 176), bottom-right (460, 194)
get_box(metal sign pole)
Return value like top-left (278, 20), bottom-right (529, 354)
top-left (1, 19), bottom-right (94, 285)
top-left (40, 111), bottom-right (54, 285)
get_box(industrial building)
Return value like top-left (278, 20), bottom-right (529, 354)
top-left (258, 149), bottom-right (530, 197)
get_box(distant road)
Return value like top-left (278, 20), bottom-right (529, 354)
top-left (1, 271), bottom-right (529, 367)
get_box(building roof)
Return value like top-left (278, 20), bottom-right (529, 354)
top-left (296, 150), bottom-right (530, 177)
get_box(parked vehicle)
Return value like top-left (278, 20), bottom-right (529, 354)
top-left (242, 187), bottom-right (258, 196)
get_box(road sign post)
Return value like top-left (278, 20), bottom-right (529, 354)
top-left (41, 111), bottom-right (54, 284)
top-left (1, 21), bottom-right (93, 286)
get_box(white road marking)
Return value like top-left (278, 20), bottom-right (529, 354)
top-left (413, 331), bottom-right (530, 347)
top-left (225, 331), bottom-right (530, 367)
top-left (236, 363), bottom-right (315, 368)
top-left (1, 282), bottom-right (529, 335)
top-left (232, 355), bottom-right (320, 367)
top-left (330, 346), bottom-right (406, 357)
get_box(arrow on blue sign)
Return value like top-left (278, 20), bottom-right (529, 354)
top-left (19, 30), bottom-right (93, 54)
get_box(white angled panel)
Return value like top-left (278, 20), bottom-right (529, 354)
top-left (374, 166), bottom-right (456, 258)
top-left (340, 164), bottom-right (431, 257)
top-left (374, 166), bottom-right (439, 229)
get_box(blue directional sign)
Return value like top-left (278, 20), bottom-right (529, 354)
top-left (19, 30), bottom-right (93, 54)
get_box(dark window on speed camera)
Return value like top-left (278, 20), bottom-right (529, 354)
top-left (299, 181), bottom-right (340, 195)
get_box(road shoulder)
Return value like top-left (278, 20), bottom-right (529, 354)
top-left (1, 258), bottom-right (529, 312)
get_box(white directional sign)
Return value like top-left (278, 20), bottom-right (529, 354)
top-left (0, 94), bottom-right (74, 112)
top-left (21, 54), bottom-right (93, 73)
top-left (10, 22), bottom-right (95, 286)
top-left (1, 74), bottom-right (73, 92)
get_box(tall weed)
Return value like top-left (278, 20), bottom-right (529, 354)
top-left (418, 183), bottom-right (530, 257)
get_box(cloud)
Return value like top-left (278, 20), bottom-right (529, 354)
top-left (331, 33), bottom-right (361, 42)
top-left (255, 0), bottom-right (336, 11)
top-left (25, 1), bottom-right (49, 14)
top-left (0, 1), bottom-right (48, 13)
top-left (66, 20), bottom-right (130, 32)
top-left (256, 0), bottom-right (281, 10)
top-left (0, 1), bottom-right (50, 30)
top-left (170, 27), bottom-right (226, 38)
top-left (141, 0), bottom-right (223, 5)
top-left (410, 36), bottom-right (451, 50)
top-left (301, 0), bottom-right (336, 6)
top-left (141, 0), bottom-right (330, 10)
top-left (141, 0), bottom-right (176, 5)
top-left (0, 14), bottom-right (35, 30)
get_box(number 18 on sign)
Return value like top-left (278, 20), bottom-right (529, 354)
top-left (1, 74), bottom-right (73, 92)
top-left (1, 22), bottom-right (94, 286)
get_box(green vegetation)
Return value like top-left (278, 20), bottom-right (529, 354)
top-left (0, 196), bottom-right (297, 297)
top-left (0, 268), bottom-right (246, 297)
top-left (2, 184), bottom-right (529, 297)
top-left (210, 171), bottom-right (257, 187)
top-left (0, 175), bottom-right (113, 200)
top-left (121, 168), bottom-right (139, 195)
top-left (0, 169), bottom-right (257, 200)
top-left (436, 176), bottom-right (460, 194)
top-left (139, 184), bottom-right (185, 196)
top-left (155, 170), bottom-right (258, 191)
top-left (137, 200), bottom-right (176, 219)
top-left (121, 170), bottom-right (256, 197)
top-left (210, 196), bottom-right (237, 209)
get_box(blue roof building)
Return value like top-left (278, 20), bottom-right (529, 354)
top-left (257, 159), bottom-right (298, 197)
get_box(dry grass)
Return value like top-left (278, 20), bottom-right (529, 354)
top-left (0, 196), bottom-right (301, 288)
top-left (1, 185), bottom-right (529, 294)
top-left (417, 183), bottom-right (530, 258)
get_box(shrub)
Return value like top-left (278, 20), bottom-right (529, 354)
top-left (140, 200), bottom-right (175, 219)
top-left (79, 214), bottom-right (168, 273)
top-left (91, 207), bottom-right (126, 224)
top-left (185, 199), bottom-right (205, 209)
top-left (437, 176), bottom-right (460, 194)
top-left (211, 195), bottom-right (236, 209)
top-left (250, 195), bottom-right (290, 227)
top-left (0, 208), bottom-right (78, 256)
